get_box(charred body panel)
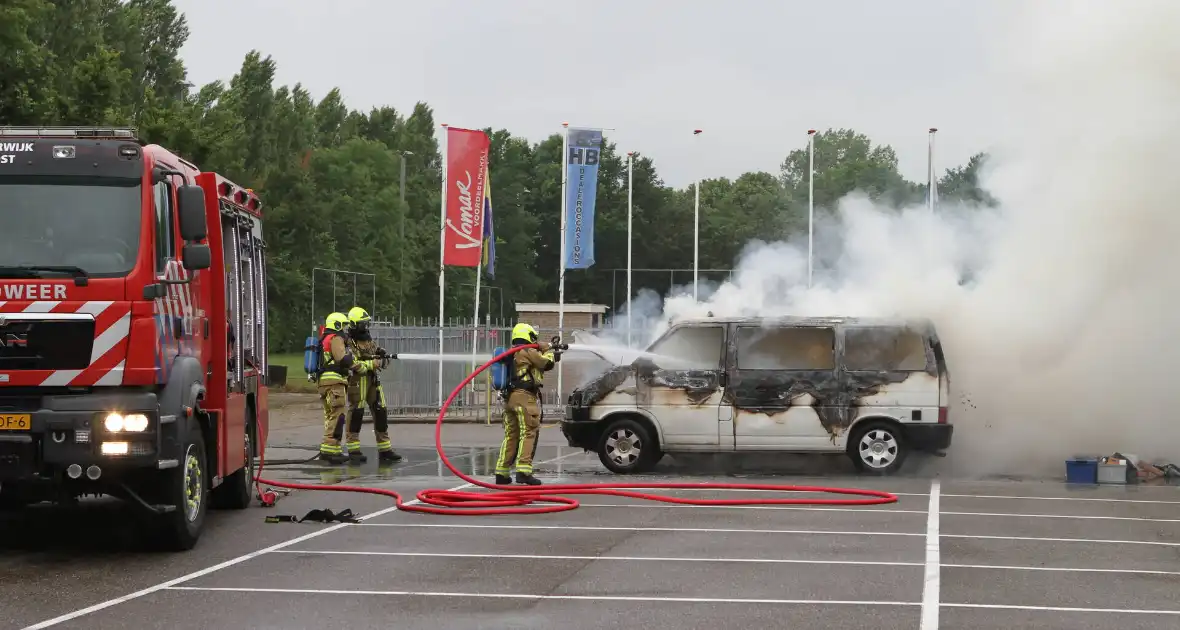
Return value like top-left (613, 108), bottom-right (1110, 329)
top-left (725, 369), bottom-right (913, 439)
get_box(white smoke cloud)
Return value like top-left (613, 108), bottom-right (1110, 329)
top-left (596, 0), bottom-right (1180, 475)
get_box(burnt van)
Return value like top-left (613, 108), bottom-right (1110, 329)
top-left (561, 316), bottom-right (952, 475)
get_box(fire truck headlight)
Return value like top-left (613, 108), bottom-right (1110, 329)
top-left (104, 413), bottom-right (150, 432)
top-left (123, 414), bottom-right (149, 432)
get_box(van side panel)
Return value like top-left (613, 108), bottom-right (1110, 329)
top-left (849, 371), bottom-right (940, 422)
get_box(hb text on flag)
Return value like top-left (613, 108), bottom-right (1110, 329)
top-left (563, 127), bottom-right (601, 269)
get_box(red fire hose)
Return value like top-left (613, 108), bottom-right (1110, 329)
top-left (253, 344), bottom-right (898, 514)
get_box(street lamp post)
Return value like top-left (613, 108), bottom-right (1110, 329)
top-left (692, 129), bottom-right (702, 301)
top-left (398, 150), bottom-right (413, 321)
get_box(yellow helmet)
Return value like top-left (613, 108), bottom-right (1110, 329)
top-left (511, 322), bottom-right (538, 343)
top-left (347, 306), bottom-right (370, 325)
top-left (324, 312), bottom-right (349, 332)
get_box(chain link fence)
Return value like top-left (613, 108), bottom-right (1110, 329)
top-left (364, 319), bottom-right (650, 423)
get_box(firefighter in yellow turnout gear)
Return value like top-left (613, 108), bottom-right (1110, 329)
top-left (317, 312), bottom-right (359, 464)
top-left (494, 323), bottom-right (564, 486)
top-left (344, 306), bottom-right (402, 463)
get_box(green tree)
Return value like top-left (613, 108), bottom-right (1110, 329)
top-left (0, 0), bottom-right (995, 349)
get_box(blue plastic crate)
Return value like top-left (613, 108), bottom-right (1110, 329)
top-left (1065, 457), bottom-right (1098, 484)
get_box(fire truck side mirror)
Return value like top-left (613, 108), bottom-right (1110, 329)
top-left (177, 185), bottom-right (208, 242)
top-left (182, 243), bottom-right (211, 271)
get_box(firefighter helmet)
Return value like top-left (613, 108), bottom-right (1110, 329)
top-left (347, 306), bottom-right (371, 326)
top-left (511, 322), bottom-right (539, 343)
top-left (324, 312), bottom-right (349, 332)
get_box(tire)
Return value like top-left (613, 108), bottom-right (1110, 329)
top-left (0, 485), bottom-right (34, 512)
top-left (596, 417), bottom-right (661, 474)
top-left (848, 420), bottom-right (909, 475)
top-left (154, 423), bottom-right (209, 551)
top-left (212, 414), bottom-right (256, 510)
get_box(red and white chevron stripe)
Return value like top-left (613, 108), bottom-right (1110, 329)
top-left (160, 259), bottom-right (193, 336)
top-left (0, 299), bottom-right (132, 387)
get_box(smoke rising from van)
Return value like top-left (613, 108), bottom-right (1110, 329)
top-left (595, 0), bottom-right (1180, 476)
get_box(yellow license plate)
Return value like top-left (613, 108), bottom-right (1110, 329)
top-left (0, 414), bottom-right (31, 430)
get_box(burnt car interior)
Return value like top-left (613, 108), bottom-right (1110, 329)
top-left (843, 327), bottom-right (929, 371)
top-left (734, 326), bottom-right (835, 370)
top-left (646, 325), bottom-right (725, 370)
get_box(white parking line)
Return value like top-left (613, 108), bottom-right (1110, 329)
top-left (942, 563), bottom-right (1180, 577)
top-left (574, 503), bottom-right (1180, 524)
top-left (267, 549), bottom-right (1180, 577)
top-left (937, 493), bottom-right (1180, 505)
top-left (165, 585), bottom-right (919, 608)
top-left (941, 533), bottom-right (1180, 547)
top-left (360, 521), bottom-right (1180, 547)
top-left (358, 522), bottom-right (927, 536)
top-left (160, 586), bottom-right (1180, 616)
top-left (920, 480), bottom-right (941, 630)
top-left (20, 451), bottom-right (582, 630)
top-left (943, 602), bottom-right (1180, 615)
top-left (525, 487), bottom-right (1180, 506)
top-left (271, 549), bottom-right (923, 567)
top-left (578, 503), bottom-right (928, 515)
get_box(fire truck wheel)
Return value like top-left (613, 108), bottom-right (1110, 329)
top-left (0, 485), bottom-right (34, 511)
top-left (212, 415), bottom-right (256, 510)
top-left (154, 423), bottom-right (209, 551)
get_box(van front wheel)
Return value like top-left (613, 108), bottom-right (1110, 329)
top-left (596, 417), bottom-right (660, 474)
top-left (848, 421), bottom-right (908, 475)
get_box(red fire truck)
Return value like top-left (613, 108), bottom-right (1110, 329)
top-left (0, 126), bottom-right (268, 550)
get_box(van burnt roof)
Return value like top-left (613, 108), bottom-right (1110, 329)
top-left (672, 315), bottom-right (936, 328)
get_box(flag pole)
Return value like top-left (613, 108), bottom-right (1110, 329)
top-left (437, 123), bottom-right (449, 409)
top-left (626, 150), bottom-right (634, 347)
top-left (470, 162), bottom-right (488, 383)
top-left (557, 122), bottom-right (569, 405)
top-left (928, 127), bottom-right (938, 213)
top-left (470, 251), bottom-right (483, 390)
top-left (807, 129), bottom-right (816, 288)
top-left (692, 129), bottom-right (702, 301)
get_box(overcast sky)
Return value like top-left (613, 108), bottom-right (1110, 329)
top-left (172, 0), bottom-right (1014, 189)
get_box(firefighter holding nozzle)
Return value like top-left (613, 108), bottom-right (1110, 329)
top-left (344, 306), bottom-right (403, 463)
top-left (493, 323), bottom-right (567, 486)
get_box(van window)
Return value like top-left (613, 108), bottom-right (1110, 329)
top-left (647, 325), bottom-right (724, 369)
top-left (735, 326), bottom-right (835, 370)
top-left (844, 327), bottom-right (929, 371)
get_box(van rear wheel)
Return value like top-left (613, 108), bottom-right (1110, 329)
top-left (848, 421), bottom-right (908, 475)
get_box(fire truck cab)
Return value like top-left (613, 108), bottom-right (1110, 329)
top-left (0, 127), bottom-right (268, 550)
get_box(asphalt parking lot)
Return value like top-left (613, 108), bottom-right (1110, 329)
top-left (8, 423), bottom-right (1180, 630)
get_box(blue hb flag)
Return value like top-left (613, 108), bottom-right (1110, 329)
top-left (564, 127), bottom-right (601, 269)
top-left (481, 163), bottom-right (495, 278)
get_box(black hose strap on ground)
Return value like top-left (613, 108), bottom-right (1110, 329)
top-left (265, 508), bottom-right (360, 524)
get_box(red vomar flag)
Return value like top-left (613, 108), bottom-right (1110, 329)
top-left (442, 127), bottom-right (490, 267)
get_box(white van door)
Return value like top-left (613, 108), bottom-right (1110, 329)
top-left (729, 325), bottom-right (841, 450)
top-left (635, 323), bottom-right (728, 450)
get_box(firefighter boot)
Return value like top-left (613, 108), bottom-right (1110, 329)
top-left (494, 474), bottom-right (512, 485)
top-left (515, 472), bottom-right (542, 486)
top-left (346, 409), bottom-right (367, 463)
top-left (371, 404), bottom-right (401, 463)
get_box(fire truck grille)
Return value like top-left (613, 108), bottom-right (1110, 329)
top-left (0, 320), bottom-right (97, 371)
